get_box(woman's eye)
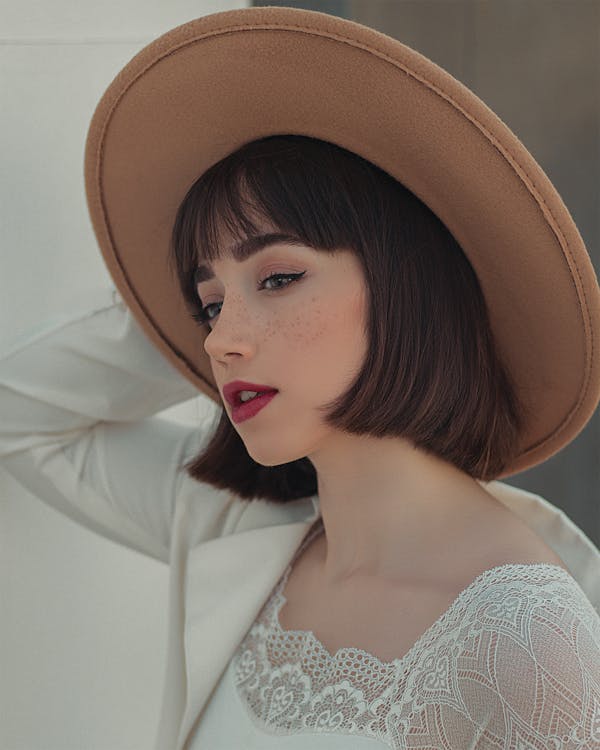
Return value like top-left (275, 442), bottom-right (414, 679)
top-left (192, 271), bottom-right (305, 326)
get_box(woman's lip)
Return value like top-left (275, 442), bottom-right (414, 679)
top-left (231, 390), bottom-right (278, 424)
top-left (223, 381), bottom-right (278, 406)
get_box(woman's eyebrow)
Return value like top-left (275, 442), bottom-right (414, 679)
top-left (194, 233), bottom-right (305, 283)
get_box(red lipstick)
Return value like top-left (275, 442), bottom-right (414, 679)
top-left (222, 380), bottom-right (279, 424)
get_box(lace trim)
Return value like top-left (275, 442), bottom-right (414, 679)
top-left (232, 523), bottom-right (600, 747)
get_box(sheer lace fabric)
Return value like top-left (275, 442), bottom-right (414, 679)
top-left (230, 525), bottom-right (600, 749)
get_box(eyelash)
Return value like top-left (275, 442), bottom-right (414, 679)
top-left (191, 271), bottom-right (306, 325)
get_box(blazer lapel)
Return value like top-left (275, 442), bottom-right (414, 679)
top-left (177, 503), bottom-right (319, 748)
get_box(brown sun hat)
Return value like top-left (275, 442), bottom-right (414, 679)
top-left (83, 5), bottom-right (600, 477)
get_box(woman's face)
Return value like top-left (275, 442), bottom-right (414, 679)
top-left (197, 230), bottom-right (369, 466)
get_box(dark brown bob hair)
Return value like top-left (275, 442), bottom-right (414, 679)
top-left (169, 134), bottom-right (528, 504)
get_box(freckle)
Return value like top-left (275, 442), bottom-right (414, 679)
top-left (293, 306), bottom-right (325, 346)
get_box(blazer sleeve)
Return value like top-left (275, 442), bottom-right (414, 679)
top-left (0, 286), bottom-right (224, 563)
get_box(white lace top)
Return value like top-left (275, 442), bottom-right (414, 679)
top-left (189, 521), bottom-right (600, 749)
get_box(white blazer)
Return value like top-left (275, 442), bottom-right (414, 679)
top-left (1, 286), bottom-right (599, 750)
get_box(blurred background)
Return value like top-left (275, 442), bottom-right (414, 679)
top-left (1, 1), bottom-right (598, 748)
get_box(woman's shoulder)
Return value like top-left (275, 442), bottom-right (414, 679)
top-left (481, 498), bottom-right (570, 570)
top-left (427, 489), bottom-right (570, 597)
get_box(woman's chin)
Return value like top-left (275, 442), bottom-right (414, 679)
top-left (244, 443), bottom-right (303, 468)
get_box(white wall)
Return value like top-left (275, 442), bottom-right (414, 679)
top-left (0, 2), bottom-right (248, 749)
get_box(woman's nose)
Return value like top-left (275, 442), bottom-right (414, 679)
top-left (202, 299), bottom-right (256, 360)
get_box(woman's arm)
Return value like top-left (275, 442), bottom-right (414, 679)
top-left (0, 286), bottom-right (220, 562)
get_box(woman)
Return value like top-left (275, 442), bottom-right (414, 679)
top-left (2, 7), bottom-right (600, 749)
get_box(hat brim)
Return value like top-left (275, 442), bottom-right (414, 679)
top-left (84, 6), bottom-right (600, 477)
